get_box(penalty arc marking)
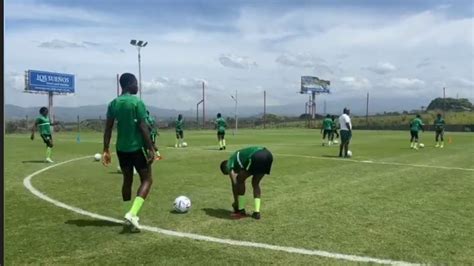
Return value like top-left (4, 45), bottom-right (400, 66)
top-left (23, 156), bottom-right (419, 266)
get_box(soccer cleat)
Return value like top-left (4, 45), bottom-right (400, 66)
top-left (46, 158), bottom-right (54, 163)
top-left (435, 143), bottom-right (440, 148)
top-left (219, 147), bottom-right (223, 150)
top-left (230, 209), bottom-right (247, 219)
top-left (440, 144), bottom-right (444, 148)
top-left (124, 212), bottom-right (141, 232)
top-left (223, 146), bottom-right (226, 150)
top-left (251, 212), bottom-right (261, 220)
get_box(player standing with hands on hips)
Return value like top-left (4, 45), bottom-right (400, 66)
top-left (102, 73), bottom-right (156, 232)
top-left (338, 108), bottom-right (352, 158)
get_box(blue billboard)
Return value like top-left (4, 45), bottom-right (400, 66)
top-left (27, 70), bottom-right (75, 93)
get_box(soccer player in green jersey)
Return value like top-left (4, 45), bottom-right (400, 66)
top-left (175, 114), bottom-right (185, 148)
top-left (146, 110), bottom-right (162, 160)
top-left (215, 113), bottom-right (227, 150)
top-left (409, 114), bottom-right (424, 150)
top-left (220, 146), bottom-right (273, 220)
top-left (321, 114), bottom-right (333, 146)
top-left (330, 115), bottom-right (339, 144)
top-left (30, 107), bottom-right (59, 163)
top-left (102, 73), bottom-right (156, 232)
top-left (434, 113), bottom-right (445, 148)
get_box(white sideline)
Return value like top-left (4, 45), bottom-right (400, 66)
top-left (275, 153), bottom-right (474, 172)
top-left (23, 156), bottom-right (419, 265)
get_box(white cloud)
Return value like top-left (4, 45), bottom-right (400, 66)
top-left (389, 78), bottom-right (426, 88)
top-left (218, 54), bottom-right (257, 69)
top-left (366, 62), bottom-right (397, 74)
top-left (275, 52), bottom-right (326, 68)
top-left (340, 76), bottom-right (372, 90)
top-left (38, 39), bottom-right (87, 49)
top-left (142, 77), bottom-right (208, 95)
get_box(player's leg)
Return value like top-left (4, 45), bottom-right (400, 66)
top-left (218, 133), bottom-right (223, 150)
top-left (175, 132), bottom-right (179, 148)
top-left (435, 131), bottom-right (440, 147)
top-left (251, 174), bottom-right (264, 219)
top-left (231, 171), bottom-right (250, 219)
top-left (339, 131), bottom-right (347, 157)
top-left (125, 150), bottom-right (153, 232)
top-left (410, 131), bottom-right (415, 148)
top-left (439, 130), bottom-right (444, 148)
top-left (42, 134), bottom-right (54, 162)
top-left (222, 131), bottom-right (226, 149)
top-left (249, 148), bottom-right (273, 219)
top-left (413, 131), bottom-right (419, 149)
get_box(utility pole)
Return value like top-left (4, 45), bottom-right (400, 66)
top-left (263, 90), bottom-right (267, 129)
top-left (366, 92), bottom-right (369, 129)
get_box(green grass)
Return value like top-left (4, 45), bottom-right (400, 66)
top-left (5, 129), bottom-right (474, 265)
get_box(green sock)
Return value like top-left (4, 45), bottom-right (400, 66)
top-left (129, 196), bottom-right (145, 216)
top-left (46, 147), bottom-right (52, 158)
top-left (223, 139), bottom-right (226, 146)
top-left (254, 198), bottom-right (261, 212)
top-left (238, 195), bottom-right (246, 210)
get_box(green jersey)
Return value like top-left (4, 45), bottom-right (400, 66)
top-left (331, 120), bottom-right (337, 130)
top-left (106, 93), bottom-right (147, 152)
top-left (227, 146), bottom-right (264, 172)
top-left (410, 118), bottom-right (424, 132)
top-left (146, 114), bottom-right (157, 136)
top-left (434, 118), bottom-right (445, 131)
top-left (216, 117), bottom-right (227, 133)
top-left (36, 115), bottom-right (51, 135)
top-left (175, 118), bottom-right (184, 131)
top-left (322, 118), bottom-right (332, 130)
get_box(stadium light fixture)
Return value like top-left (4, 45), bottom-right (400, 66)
top-left (130, 39), bottom-right (148, 99)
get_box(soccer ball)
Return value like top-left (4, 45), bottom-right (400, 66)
top-left (182, 142), bottom-right (188, 147)
top-left (347, 150), bottom-right (352, 157)
top-left (173, 196), bottom-right (191, 213)
top-left (419, 143), bottom-right (425, 148)
top-left (333, 140), bottom-right (339, 144)
top-left (94, 153), bottom-right (101, 161)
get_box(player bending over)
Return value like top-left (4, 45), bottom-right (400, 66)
top-left (220, 146), bottom-right (273, 220)
top-left (30, 107), bottom-right (59, 163)
top-left (321, 114), bottom-right (333, 146)
top-left (102, 73), bottom-right (156, 232)
top-left (216, 113), bottom-right (227, 150)
top-left (146, 110), bottom-right (162, 159)
top-left (409, 114), bottom-right (424, 150)
top-left (175, 114), bottom-right (185, 148)
top-left (434, 113), bottom-right (445, 148)
top-left (338, 108), bottom-right (352, 157)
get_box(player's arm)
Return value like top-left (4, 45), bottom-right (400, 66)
top-left (30, 120), bottom-right (39, 140)
top-left (102, 117), bottom-right (114, 166)
top-left (139, 121), bottom-right (156, 163)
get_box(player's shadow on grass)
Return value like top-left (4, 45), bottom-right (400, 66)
top-left (22, 160), bottom-right (47, 163)
top-left (65, 219), bottom-right (122, 227)
top-left (201, 208), bottom-right (233, 220)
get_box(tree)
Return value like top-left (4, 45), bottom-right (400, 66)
top-left (427, 98), bottom-right (473, 111)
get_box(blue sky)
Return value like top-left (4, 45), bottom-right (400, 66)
top-left (5, 0), bottom-right (474, 113)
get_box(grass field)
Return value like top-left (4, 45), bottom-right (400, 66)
top-left (5, 129), bottom-right (474, 265)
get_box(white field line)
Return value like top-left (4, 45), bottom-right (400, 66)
top-left (275, 153), bottom-right (474, 172)
top-left (22, 156), bottom-right (419, 265)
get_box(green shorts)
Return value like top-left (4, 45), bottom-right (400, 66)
top-left (340, 130), bottom-right (352, 143)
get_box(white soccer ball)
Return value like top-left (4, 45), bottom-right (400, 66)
top-left (182, 142), bottom-right (188, 147)
top-left (173, 196), bottom-right (191, 213)
top-left (347, 150), bottom-right (352, 157)
top-left (419, 143), bottom-right (425, 148)
top-left (94, 153), bottom-right (101, 161)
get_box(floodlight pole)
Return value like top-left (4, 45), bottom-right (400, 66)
top-left (231, 91), bottom-right (238, 134)
top-left (130, 40), bottom-right (148, 99)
